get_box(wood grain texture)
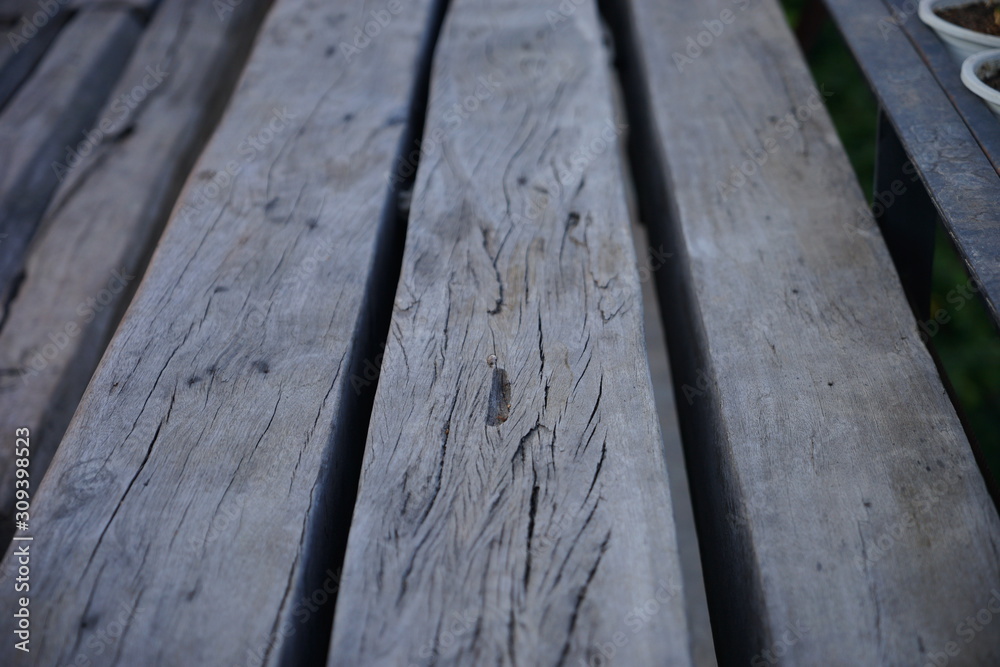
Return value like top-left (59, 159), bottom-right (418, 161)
top-left (824, 0), bottom-right (1000, 329)
top-left (0, 7), bottom-right (142, 311)
top-left (630, 217), bottom-right (717, 667)
top-left (328, 0), bottom-right (691, 665)
top-left (0, 4), bottom-right (70, 110)
top-left (611, 0), bottom-right (1000, 663)
top-left (0, 0), bottom-right (442, 663)
top-left (881, 0), bottom-right (1000, 169)
top-left (0, 0), bottom-right (160, 110)
top-left (0, 0), bottom-right (273, 544)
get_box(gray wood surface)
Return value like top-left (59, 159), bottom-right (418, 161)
top-left (617, 50), bottom-right (717, 665)
top-left (0, 0), bottom-right (159, 111)
top-left (824, 0), bottom-right (1000, 333)
top-left (0, 3), bottom-right (70, 110)
top-left (610, 0), bottom-right (1000, 663)
top-left (0, 0), bottom-right (47, 20)
top-left (0, 8), bottom-right (142, 313)
top-left (0, 0), bottom-right (273, 544)
top-left (0, 0), bottom-right (443, 663)
top-left (631, 219), bottom-right (717, 667)
top-left (328, 0), bottom-right (691, 664)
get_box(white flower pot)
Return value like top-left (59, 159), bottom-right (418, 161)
top-left (962, 49), bottom-right (1000, 117)
top-left (919, 0), bottom-right (1000, 64)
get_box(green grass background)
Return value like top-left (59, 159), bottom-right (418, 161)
top-left (781, 0), bottom-right (1000, 477)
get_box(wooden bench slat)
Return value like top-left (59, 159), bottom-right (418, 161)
top-left (825, 0), bottom-right (1000, 328)
top-left (880, 0), bottom-right (1000, 169)
top-left (328, 0), bottom-right (692, 664)
top-left (0, 0), bottom-right (159, 108)
top-left (0, 0), bottom-right (443, 663)
top-left (0, 8), bottom-right (70, 110)
top-left (0, 0), bottom-right (50, 21)
top-left (0, 7), bottom-right (143, 309)
top-left (0, 0), bottom-right (273, 543)
top-left (0, 0), bottom-right (161, 110)
top-left (610, 0), bottom-right (1000, 663)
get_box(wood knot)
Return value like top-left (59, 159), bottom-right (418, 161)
top-left (486, 367), bottom-right (510, 426)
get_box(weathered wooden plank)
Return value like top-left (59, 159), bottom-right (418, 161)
top-left (0, 0), bottom-right (159, 110)
top-left (823, 0), bottom-right (1000, 329)
top-left (0, 0), bottom-right (70, 108)
top-left (630, 218), bottom-right (718, 667)
top-left (882, 0), bottom-right (1000, 170)
top-left (0, 0), bottom-right (49, 21)
top-left (328, 0), bottom-right (691, 664)
top-left (0, 7), bottom-right (143, 311)
top-left (69, 0), bottom-right (161, 10)
top-left (0, 0), bottom-right (157, 18)
top-left (0, 11), bottom-right (71, 111)
top-left (0, 0), bottom-right (274, 544)
top-left (608, 0), bottom-right (1000, 663)
top-left (0, 0), bottom-right (443, 664)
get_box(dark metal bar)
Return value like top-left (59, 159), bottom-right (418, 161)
top-left (873, 107), bottom-right (937, 320)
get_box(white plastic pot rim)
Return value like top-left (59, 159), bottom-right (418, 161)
top-left (962, 49), bottom-right (1000, 104)
top-left (919, 0), bottom-right (1000, 49)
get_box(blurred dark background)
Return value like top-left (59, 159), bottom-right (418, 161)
top-left (782, 0), bottom-right (1000, 477)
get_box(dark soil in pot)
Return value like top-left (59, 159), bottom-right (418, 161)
top-left (935, 2), bottom-right (1000, 36)
top-left (983, 70), bottom-right (1000, 91)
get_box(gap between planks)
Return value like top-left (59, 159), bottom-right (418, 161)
top-left (328, 0), bottom-right (693, 664)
